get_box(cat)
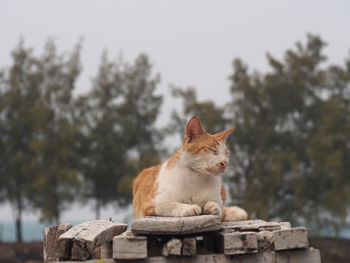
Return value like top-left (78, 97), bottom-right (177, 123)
top-left (132, 116), bottom-right (248, 221)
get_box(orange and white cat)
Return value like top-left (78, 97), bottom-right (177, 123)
top-left (133, 116), bottom-right (247, 221)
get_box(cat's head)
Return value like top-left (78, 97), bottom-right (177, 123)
top-left (180, 116), bottom-right (234, 176)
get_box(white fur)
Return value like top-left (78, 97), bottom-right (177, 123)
top-left (154, 143), bottom-right (229, 217)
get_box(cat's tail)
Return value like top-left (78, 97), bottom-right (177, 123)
top-left (222, 206), bottom-right (248, 222)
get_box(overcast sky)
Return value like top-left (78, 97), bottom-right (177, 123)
top-left (0, 0), bottom-right (349, 221)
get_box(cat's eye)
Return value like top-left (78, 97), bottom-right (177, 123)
top-left (208, 147), bottom-right (218, 154)
top-left (225, 149), bottom-right (230, 155)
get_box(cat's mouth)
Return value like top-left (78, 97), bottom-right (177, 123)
top-left (206, 167), bottom-right (226, 176)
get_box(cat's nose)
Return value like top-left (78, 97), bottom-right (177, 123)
top-left (218, 161), bottom-right (227, 168)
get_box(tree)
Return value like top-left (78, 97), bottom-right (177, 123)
top-left (75, 52), bottom-right (162, 219)
top-left (0, 40), bottom-right (46, 241)
top-left (168, 86), bottom-right (228, 140)
top-left (29, 39), bottom-right (82, 224)
top-left (0, 39), bottom-right (82, 240)
top-left (227, 34), bottom-right (350, 234)
top-left (0, 40), bottom-right (43, 241)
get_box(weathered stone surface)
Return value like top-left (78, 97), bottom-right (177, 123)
top-left (276, 248), bottom-right (321, 263)
top-left (50, 250), bottom-right (318, 263)
top-left (71, 242), bottom-right (90, 261)
top-left (57, 220), bottom-right (127, 260)
top-left (257, 223), bottom-right (281, 232)
top-left (182, 237), bottom-right (197, 257)
top-left (222, 219), bottom-right (267, 231)
top-left (279, 222), bottom-right (291, 229)
top-left (273, 227), bottom-right (309, 250)
top-left (51, 260), bottom-right (115, 263)
top-left (113, 230), bottom-right (147, 260)
top-left (232, 251), bottom-right (276, 263)
top-left (161, 237), bottom-right (197, 257)
top-left (57, 221), bottom-right (91, 259)
top-left (162, 238), bottom-right (182, 257)
top-left (258, 231), bottom-right (274, 252)
top-left (52, 253), bottom-right (272, 263)
top-left (43, 223), bottom-right (72, 262)
top-left (100, 240), bottom-right (113, 259)
top-left (221, 231), bottom-right (258, 255)
top-left (131, 215), bottom-right (222, 235)
top-left (119, 252), bottom-right (276, 263)
top-left (222, 220), bottom-right (282, 233)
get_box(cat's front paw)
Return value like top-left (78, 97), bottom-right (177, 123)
top-left (203, 201), bottom-right (222, 217)
top-left (177, 204), bottom-right (202, 217)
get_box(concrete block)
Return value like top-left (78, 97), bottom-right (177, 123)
top-left (113, 230), bottom-right (147, 260)
top-left (273, 227), bottom-right (309, 250)
top-left (43, 223), bottom-right (72, 262)
top-left (222, 220), bottom-right (282, 233)
top-left (258, 231), bottom-right (274, 252)
top-left (131, 215), bottom-right (222, 235)
top-left (162, 238), bottom-right (182, 257)
top-left (276, 248), bottom-right (321, 263)
top-left (221, 231), bottom-right (258, 255)
top-left (57, 220), bottom-right (127, 260)
top-left (183, 237), bottom-right (197, 257)
top-left (100, 240), bottom-right (113, 259)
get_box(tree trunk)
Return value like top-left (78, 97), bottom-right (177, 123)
top-left (53, 188), bottom-right (60, 225)
top-left (15, 214), bottom-right (22, 243)
top-left (12, 198), bottom-right (23, 243)
top-left (95, 200), bottom-right (101, 220)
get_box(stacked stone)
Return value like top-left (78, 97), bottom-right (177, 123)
top-left (44, 216), bottom-right (321, 263)
top-left (113, 215), bottom-right (321, 263)
top-left (44, 220), bottom-right (127, 262)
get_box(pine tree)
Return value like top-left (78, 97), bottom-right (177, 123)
top-left (168, 86), bottom-right (227, 140)
top-left (75, 52), bottom-right (162, 219)
top-left (227, 34), bottom-right (350, 234)
top-left (0, 39), bottom-right (82, 236)
top-left (29, 39), bottom-right (82, 224)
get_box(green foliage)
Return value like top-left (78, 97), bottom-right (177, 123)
top-left (0, 34), bottom-right (349, 238)
top-left (0, 40), bottom-right (45, 241)
top-left (228, 34), bottom-right (350, 234)
top-left (167, 34), bottom-right (350, 235)
top-left (30, 40), bottom-right (82, 224)
top-left (75, 52), bottom-right (162, 219)
top-left (169, 86), bottom-right (228, 138)
top-left (0, 39), bottom-right (82, 232)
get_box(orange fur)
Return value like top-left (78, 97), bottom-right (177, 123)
top-left (221, 183), bottom-right (227, 204)
top-left (133, 164), bottom-right (161, 217)
top-left (132, 116), bottom-right (248, 221)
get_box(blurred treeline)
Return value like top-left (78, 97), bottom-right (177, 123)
top-left (0, 34), bottom-right (349, 242)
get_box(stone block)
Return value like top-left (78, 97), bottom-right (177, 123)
top-left (232, 251), bottom-right (276, 263)
top-left (258, 231), bottom-right (274, 252)
top-left (222, 220), bottom-right (282, 233)
top-left (43, 223), bottom-right (72, 263)
top-left (221, 231), bottom-right (258, 255)
top-left (131, 215), bottom-right (222, 235)
top-left (162, 238), bottom-right (182, 257)
top-left (182, 237), bottom-right (197, 257)
top-left (57, 220), bottom-right (127, 260)
top-left (100, 240), bottom-right (113, 259)
top-left (273, 227), bottom-right (309, 250)
top-left (276, 248), bottom-right (321, 263)
top-left (113, 230), bottom-right (147, 260)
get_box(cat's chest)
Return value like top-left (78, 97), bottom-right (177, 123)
top-left (155, 161), bottom-right (222, 205)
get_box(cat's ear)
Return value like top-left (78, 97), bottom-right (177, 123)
top-left (185, 116), bottom-right (205, 142)
top-left (215, 127), bottom-right (235, 142)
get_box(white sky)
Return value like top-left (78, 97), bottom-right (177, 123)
top-left (0, 0), bottom-right (349, 221)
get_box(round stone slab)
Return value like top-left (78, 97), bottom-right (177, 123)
top-left (131, 215), bottom-right (222, 235)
